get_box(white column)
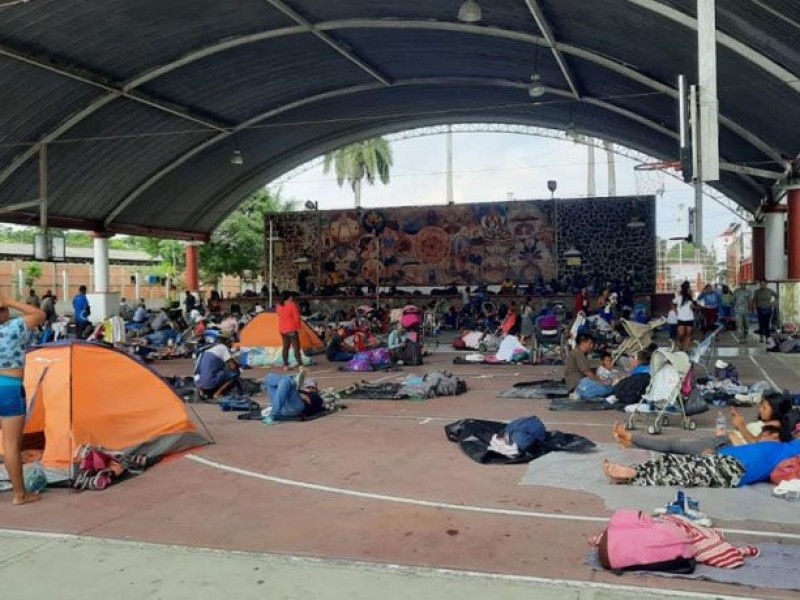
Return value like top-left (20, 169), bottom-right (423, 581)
top-left (134, 271), bottom-right (140, 300)
top-left (764, 211), bottom-right (787, 280)
top-left (92, 234), bottom-right (110, 293)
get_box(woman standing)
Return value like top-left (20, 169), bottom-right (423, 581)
top-left (675, 281), bottom-right (696, 351)
top-left (275, 290), bottom-right (303, 371)
top-left (0, 295), bottom-right (45, 505)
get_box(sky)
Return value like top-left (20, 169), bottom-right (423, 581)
top-left (273, 131), bottom-right (746, 246)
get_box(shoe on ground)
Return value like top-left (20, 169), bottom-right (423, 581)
top-left (568, 391), bottom-right (579, 400)
top-left (734, 392), bottom-right (760, 405)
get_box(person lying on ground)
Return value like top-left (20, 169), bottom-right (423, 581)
top-left (602, 436), bottom-right (800, 487)
top-left (564, 333), bottom-right (614, 399)
top-left (612, 421), bottom-right (782, 455)
top-left (729, 392), bottom-right (793, 444)
top-left (263, 369), bottom-right (324, 421)
top-left (195, 332), bottom-right (240, 398)
top-left (326, 326), bottom-right (357, 362)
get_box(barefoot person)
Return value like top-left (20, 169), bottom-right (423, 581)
top-left (0, 295), bottom-right (46, 505)
top-left (602, 435), bottom-right (800, 488)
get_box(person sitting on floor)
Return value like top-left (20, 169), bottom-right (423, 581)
top-left (263, 369), bottom-right (324, 421)
top-left (194, 331), bottom-right (240, 398)
top-left (602, 349), bottom-right (652, 406)
top-left (596, 351), bottom-right (621, 386)
top-left (564, 333), bottom-right (613, 400)
top-left (387, 323), bottom-right (410, 361)
top-left (326, 326), bottom-right (357, 362)
top-left (131, 300), bottom-right (148, 324)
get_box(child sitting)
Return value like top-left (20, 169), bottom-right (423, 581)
top-left (667, 299), bottom-right (678, 340)
top-left (596, 351), bottom-right (621, 386)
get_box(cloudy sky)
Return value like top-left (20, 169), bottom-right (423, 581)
top-left (274, 130), bottom-right (745, 245)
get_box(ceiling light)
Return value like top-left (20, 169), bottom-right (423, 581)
top-left (528, 74), bottom-right (546, 98)
top-left (230, 149), bottom-right (244, 166)
top-left (564, 245), bottom-right (582, 258)
top-left (457, 0), bottom-right (482, 23)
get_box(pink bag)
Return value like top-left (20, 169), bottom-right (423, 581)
top-left (599, 510), bottom-right (694, 570)
top-left (401, 306), bottom-right (422, 329)
top-left (680, 366), bottom-right (694, 396)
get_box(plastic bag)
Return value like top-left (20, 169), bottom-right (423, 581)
top-left (23, 462), bottom-right (47, 494)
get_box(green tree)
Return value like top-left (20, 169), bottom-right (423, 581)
top-left (323, 137), bottom-right (393, 208)
top-left (23, 262), bottom-right (43, 289)
top-left (199, 187), bottom-right (296, 281)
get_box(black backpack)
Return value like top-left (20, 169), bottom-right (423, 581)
top-left (404, 341), bottom-right (423, 366)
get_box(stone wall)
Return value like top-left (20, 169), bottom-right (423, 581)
top-left (555, 195), bottom-right (656, 291)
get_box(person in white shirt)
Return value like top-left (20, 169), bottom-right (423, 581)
top-left (675, 281), bottom-right (696, 351)
top-left (667, 298), bottom-right (679, 341)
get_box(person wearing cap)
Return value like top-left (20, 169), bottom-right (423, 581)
top-left (666, 298), bottom-right (678, 341)
top-left (263, 369), bottom-right (324, 420)
top-left (732, 281), bottom-right (752, 343)
top-left (194, 331), bottom-right (240, 398)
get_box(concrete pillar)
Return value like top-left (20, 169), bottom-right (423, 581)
top-left (764, 207), bottom-right (787, 281)
top-left (789, 189), bottom-right (800, 280)
top-left (92, 232), bottom-right (111, 293)
top-left (184, 242), bottom-right (200, 292)
top-left (751, 222), bottom-right (765, 282)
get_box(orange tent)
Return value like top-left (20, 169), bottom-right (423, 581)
top-left (238, 312), bottom-right (324, 352)
top-left (0, 341), bottom-right (208, 473)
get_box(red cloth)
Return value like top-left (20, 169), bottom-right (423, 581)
top-left (661, 514), bottom-right (759, 568)
top-left (276, 300), bottom-right (301, 334)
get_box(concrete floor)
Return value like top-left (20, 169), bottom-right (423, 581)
top-left (1, 330), bottom-right (798, 599)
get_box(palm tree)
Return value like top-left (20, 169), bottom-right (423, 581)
top-left (323, 137), bottom-right (393, 208)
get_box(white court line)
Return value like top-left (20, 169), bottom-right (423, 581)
top-left (419, 418), bottom-right (432, 425)
top-left (0, 527), bottom-right (763, 600)
top-left (749, 355), bottom-right (780, 390)
top-left (185, 454), bottom-right (800, 541)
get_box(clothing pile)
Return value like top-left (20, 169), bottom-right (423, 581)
top-left (72, 445), bottom-right (152, 491)
top-left (697, 378), bottom-right (772, 406)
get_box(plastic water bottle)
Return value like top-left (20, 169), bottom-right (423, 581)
top-left (715, 411), bottom-right (727, 436)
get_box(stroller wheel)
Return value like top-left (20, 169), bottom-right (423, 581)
top-left (647, 423), bottom-right (660, 435)
top-left (685, 420), bottom-right (697, 431)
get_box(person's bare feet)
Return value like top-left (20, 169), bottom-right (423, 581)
top-left (612, 422), bottom-right (633, 448)
top-left (602, 459), bottom-right (635, 484)
top-left (12, 492), bottom-right (41, 506)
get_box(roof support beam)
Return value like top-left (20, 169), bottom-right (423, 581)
top-left (0, 43), bottom-right (231, 132)
top-left (262, 0), bottom-right (391, 86)
top-left (104, 76), bottom-right (763, 226)
top-left (623, 0), bottom-right (800, 94)
top-left (523, 0), bottom-right (581, 98)
top-left (0, 19), bottom-right (783, 196)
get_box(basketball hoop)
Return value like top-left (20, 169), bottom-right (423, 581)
top-left (633, 160), bottom-right (682, 172)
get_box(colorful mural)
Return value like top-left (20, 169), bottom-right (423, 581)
top-left (268, 196), bottom-right (656, 292)
top-left (306, 201), bottom-right (556, 287)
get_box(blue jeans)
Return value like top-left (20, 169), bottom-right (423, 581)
top-left (756, 307), bottom-right (772, 337)
top-left (328, 351), bottom-right (355, 362)
top-left (263, 373), bottom-right (305, 420)
top-left (576, 377), bottom-right (613, 400)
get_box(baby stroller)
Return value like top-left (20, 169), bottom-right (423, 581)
top-left (611, 317), bottom-right (666, 366)
top-left (625, 349), bottom-right (696, 434)
top-left (530, 314), bottom-right (564, 365)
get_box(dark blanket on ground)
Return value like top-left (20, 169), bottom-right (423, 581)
top-left (498, 379), bottom-right (569, 399)
top-left (444, 418), bottom-right (595, 464)
top-left (549, 398), bottom-right (618, 411)
top-left (586, 544), bottom-right (800, 591)
top-left (169, 375), bottom-right (261, 402)
top-left (452, 356), bottom-right (521, 366)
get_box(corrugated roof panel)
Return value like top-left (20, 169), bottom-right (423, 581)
top-left (0, 0), bottom-right (296, 80)
top-left (0, 57), bottom-right (105, 167)
top-left (139, 35), bottom-right (376, 123)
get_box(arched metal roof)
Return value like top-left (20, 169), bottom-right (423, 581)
top-left (0, 0), bottom-right (797, 240)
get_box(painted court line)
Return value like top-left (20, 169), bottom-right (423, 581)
top-left (185, 454), bottom-right (800, 541)
top-left (749, 355), bottom-right (780, 390)
top-left (0, 528), bottom-right (761, 600)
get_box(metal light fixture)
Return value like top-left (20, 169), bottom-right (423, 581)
top-left (528, 74), bottom-right (546, 98)
top-left (547, 179), bottom-right (558, 199)
top-left (457, 0), bottom-right (482, 23)
top-left (627, 201), bottom-right (646, 228)
top-left (564, 245), bottom-right (582, 266)
top-left (304, 199), bottom-right (318, 210)
top-left (230, 136), bottom-right (244, 165)
top-left (529, 44), bottom-right (546, 98)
